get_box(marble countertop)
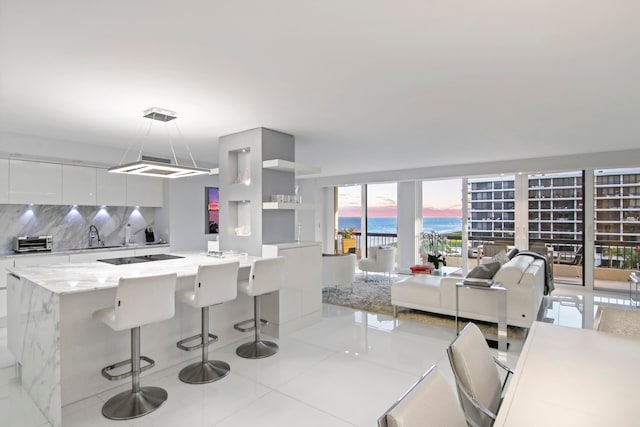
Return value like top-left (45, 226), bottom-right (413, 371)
top-left (8, 251), bottom-right (257, 295)
top-left (0, 243), bottom-right (171, 259)
top-left (263, 241), bottom-right (321, 249)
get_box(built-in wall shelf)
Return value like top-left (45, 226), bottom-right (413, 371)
top-left (228, 148), bottom-right (251, 185)
top-left (262, 159), bottom-right (320, 175)
top-left (227, 200), bottom-right (251, 236)
top-left (263, 202), bottom-right (314, 210)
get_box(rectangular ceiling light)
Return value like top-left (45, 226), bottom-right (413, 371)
top-left (108, 160), bottom-right (212, 178)
top-left (109, 107), bottom-right (213, 178)
top-left (142, 107), bottom-right (177, 122)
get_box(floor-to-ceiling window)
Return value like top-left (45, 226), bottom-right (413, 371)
top-left (336, 183), bottom-right (398, 257)
top-left (422, 178), bottom-right (463, 266)
top-left (365, 183), bottom-right (398, 250)
top-left (467, 175), bottom-right (516, 258)
top-left (337, 185), bottom-right (363, 254)
top-left (594, 168), bottom-right (640, 292)
top-left (528, 171), bottom-right (584, 285)
top-left (467, 172), bottom-right (587, 285)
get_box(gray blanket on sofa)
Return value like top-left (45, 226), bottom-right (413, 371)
top-left (516, 250), bottom-right (555, 295)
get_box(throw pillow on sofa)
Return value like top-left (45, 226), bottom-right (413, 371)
top-left (466, 261), bottom-right (501, 279)
top-left (463, 261), bottom-right (501, 286)
top-left (481, 250), bottom-right (510, 266)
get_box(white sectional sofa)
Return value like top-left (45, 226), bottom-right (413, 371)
top-left (391, 254), bottom-right (546, 328)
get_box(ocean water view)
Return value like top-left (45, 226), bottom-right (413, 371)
top-left (338, 216), bottom-right (462, 234)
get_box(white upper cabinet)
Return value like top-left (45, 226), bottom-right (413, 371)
top-left (126, 175), bottom-right (163, 207)
top-left (9, 159), bottom-right (62, 204)
top-left (3, 160), bottom-right (164, 207)
top-left (62, 165), bottom-right (97, 205)
top-left (0, 159), bottom-right (8, 203)
top-left (96, 169), bottom-right (127, 206)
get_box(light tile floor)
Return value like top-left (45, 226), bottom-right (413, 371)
top-left (0, 284), bottom-right (635, 427)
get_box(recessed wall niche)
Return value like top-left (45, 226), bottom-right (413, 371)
top-left (227, 200), bottom-right (251, 236)
top-left (227, 148), bottom-right (251, 185)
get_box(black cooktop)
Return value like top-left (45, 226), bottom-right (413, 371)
top-left (97, 254), bottom-right (184, 265)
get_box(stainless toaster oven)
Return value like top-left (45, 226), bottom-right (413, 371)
top-left (14, 235), bottom-right (53, 253)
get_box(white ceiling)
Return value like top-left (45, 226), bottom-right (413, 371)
top-left (1, 0), bottom-right (639, 178)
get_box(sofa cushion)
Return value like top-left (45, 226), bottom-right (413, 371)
top-left (493, 255), bottom-right (534, 284)
top-left (466, 262), bottom-right (501, 280)
top-left (391, 275), bottom-right (442, 307)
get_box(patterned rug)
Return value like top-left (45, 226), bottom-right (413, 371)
top-left (322, 272), bottom-right (524, 339)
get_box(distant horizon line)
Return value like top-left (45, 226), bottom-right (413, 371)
top-left (339, 215), bottom-right (462, 218)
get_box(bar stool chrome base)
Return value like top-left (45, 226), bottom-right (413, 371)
top-left (178, 360), bottom-right (230, 384)
top-left (236, 340), bottom-right (279, 359)
top-left (102, 386), bottom-right (167, 420)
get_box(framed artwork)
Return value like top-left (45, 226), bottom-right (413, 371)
top-left (205, 186), bottom-right (219, 234)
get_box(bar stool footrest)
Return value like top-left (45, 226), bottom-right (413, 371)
top-left (176, 333), bottom-right (218, 351)
top-left (233, 318), bottom-right (269, 332)
top-left (101, 356), bottom-right (155, 381)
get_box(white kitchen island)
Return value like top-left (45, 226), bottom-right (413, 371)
top-left (6, 252), bottom-right (263, 427)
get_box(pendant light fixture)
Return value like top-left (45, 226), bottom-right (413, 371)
top-left (108, 107), bottom-right (212, 178)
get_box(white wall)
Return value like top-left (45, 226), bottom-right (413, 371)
top-left (163, 174), bottom-right (220, 252)
top-left (397, 181), bottom-right (422, 271)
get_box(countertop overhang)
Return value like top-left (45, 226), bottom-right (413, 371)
top-left (7, 251), bottom-right (257, 295)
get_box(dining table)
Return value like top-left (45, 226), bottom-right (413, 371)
top-left (495, 320), bottom-right (640, 426)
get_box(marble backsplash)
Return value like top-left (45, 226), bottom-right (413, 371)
top-left (0, 205), bottom-right (158, 254)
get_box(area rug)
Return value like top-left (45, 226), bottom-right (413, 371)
top-left (323, 273), bottom-right (524, 339)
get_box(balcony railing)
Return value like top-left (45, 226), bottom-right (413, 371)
top-left (530, 239), bottom-right (640, 270)
top-left (337, 232), bottom-right (398, 254)
top-left (338, 233), bottom-right (639, 271)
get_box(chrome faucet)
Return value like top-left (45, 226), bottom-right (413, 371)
top-left (89, 225), bottom-right (102, 247)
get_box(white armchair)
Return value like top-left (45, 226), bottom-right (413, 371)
top-left (322, 253), bottom-right (356, 290)
top-left (358, 246), bottom-right (396, 283)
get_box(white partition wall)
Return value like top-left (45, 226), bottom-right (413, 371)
top-left (320, 186), bottom-right (335, 254)
top-left (397, 181), bottom-right (422, 272)
top-left (218, 128), bottom-right (296, 256)
top-left (514, 174), bottom-right (530, 250)
top-left (584, 169), bottom-right (595, 291)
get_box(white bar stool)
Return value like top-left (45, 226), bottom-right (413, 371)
top-left (175, 261), bottom-right (240, 384)
top-left (233, 257), bottom-right (285, 359)
top-left (92, 273), bottom-right (177, 420)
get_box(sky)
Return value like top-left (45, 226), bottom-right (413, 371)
top-left (338, 179), bottom-right (463, 217)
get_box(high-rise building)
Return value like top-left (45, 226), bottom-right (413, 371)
top-left (595, 169), bottom-right (640, 243)
top-left (468, 176), bottom-right (515, 241)
top-left (468, 169), bottom-right (640, 245)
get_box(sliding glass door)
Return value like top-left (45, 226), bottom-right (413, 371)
top-left (467, 175), bottom-right (516, 262)
top-left (422, 178), bottom-right (463, 267)
top-left (365, 183), bottom-right (398, 251)
top-left (593, 168), bottom-right (640, 292)
top-left (528, 171), bottom-right (584, 285)
top-left (336, 185), bottom-right (362, 254)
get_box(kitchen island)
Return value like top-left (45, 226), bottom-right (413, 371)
top-left (7, 252), bottom-right (260, 427)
